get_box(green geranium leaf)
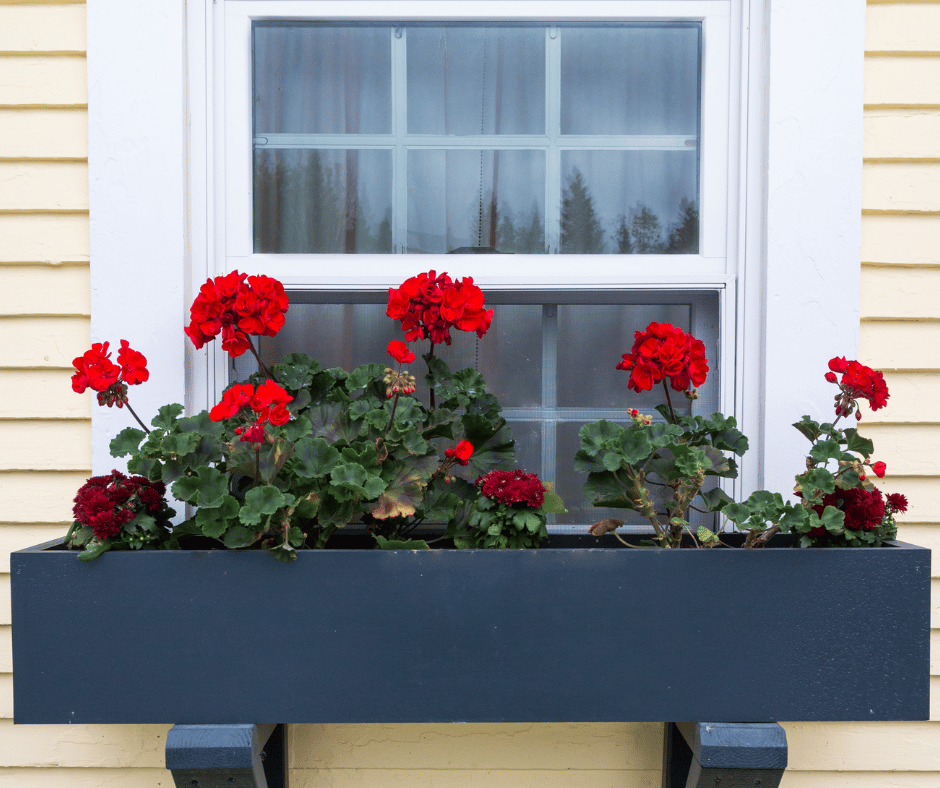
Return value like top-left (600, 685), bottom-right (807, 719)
top-left (330, 462), bottom-right (387, 502)
top-left (152, 403), bottom-right (184, 431)
top-left (293, 437), bottom-right (341, 479)
top-left (820, 505), bottom-right (846, 533)
top-left (240, 485), bottom-right (291, 526)
top-left (195, 495), bottom-right (240, 539)
top-left (223, 524), bottom-right (259, 549)
top-left (375, 535), bottom-right (429, 550)
top-left (110, 427), bottom-right (146, 458)
top-left (809, 439), bottom-right (845, 464)
top-left (646, 422), bottom-right (685, 448)
top-left (78, 540), bottom-right (111, 562)
top-left (540, 482), bottom-right (566, 514)
top-left (417, 477), bottom-right (463, 522)
top-left (793, 416), bottom-right (822, 443)
top-left (346, 363), bottom-right (385, 394)
top-left (282, 414), bottom-right (313, 442)
top-left (584, 471), bottom-right (634, 509)
top-left (722, 502), bottom-right (751, 525)
top-left (699, 486), bottom-right (734, 511)
top-left (309, 402), bottom-right (361, 444)
top-left (619, 429), bottom-right (655, 466)
top-left (171, 466), bottom-right (228, 508)
top-left (579, 420), bottom-right (624, 456)
top-left (369, 456), bottom-right (438, 520)
top-left (843, 428), bottom-right (875, 459)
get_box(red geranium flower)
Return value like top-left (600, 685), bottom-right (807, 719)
top-left (616, 322), bottom-right (709, 393)
top-left (71, 342), bottom-right (121, 394)
top-left (445, 440), bottom-right (474, 466)
top-left (826, 357), bottom-right (889, 418)
top-left (210, 381), bottom-right (292, 431)
top-left (185, 271), bottom-right (289, 357)
top-left (871, 461), bottom-right (887, 478)
top-left (387, 270), bottom-right (493, 346)
top-left (117, 340), bottom-right (149, 385)
top-left (387, 340), bottom-right (416, 365)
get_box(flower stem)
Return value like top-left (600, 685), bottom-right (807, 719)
top-left (662, 381), bottom-right (677, 423)
top-left (124, 400), bottom-right (151, 434)
top-left (247, 336), bottom-right (277, 382)
top-left (427, 342), bottom-right (436, 411)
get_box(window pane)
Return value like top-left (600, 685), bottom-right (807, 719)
top-left (253, 24), bottom-right (391, 135)
top-left (408, 149), bottom-right (545, 253)
top-left (407, 26), bottom-right (545, 135)
top-left (253, 149), bottom-right (393, 253)
top-left (560, 151), bottom-right (698, 254)
top-left (560, 25), bottom-right (700, 136)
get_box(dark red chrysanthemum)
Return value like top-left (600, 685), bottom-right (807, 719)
top-left (476, 469), bottom-right (546, 509)
top-left (72, 470), bottom-right (167, 541)
top-left (886, 493), bottom-right (908, 513)
top-left (812, 487), bottom-right (885, 533)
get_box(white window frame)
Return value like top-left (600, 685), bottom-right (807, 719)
top-left (87, 0), bottom-right (864, 506)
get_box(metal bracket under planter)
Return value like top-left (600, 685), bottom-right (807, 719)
top-left (165, 723), bottom-right (288, 788)
top-left (662, 722), bottom-right (787, 788)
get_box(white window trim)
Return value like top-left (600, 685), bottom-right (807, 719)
top-left (88, 0), bottom-right (863, 505)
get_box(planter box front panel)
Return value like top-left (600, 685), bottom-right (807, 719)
top-left (11, 539), bottom-right (930, 724)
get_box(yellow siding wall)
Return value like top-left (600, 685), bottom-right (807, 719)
top-left (1, 1), bottom-right (938, 786)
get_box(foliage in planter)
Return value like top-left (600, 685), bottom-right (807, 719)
top-left (67, 270), bottom-right (564, 561)
top-left (581, 324), bottom-right (907, 549)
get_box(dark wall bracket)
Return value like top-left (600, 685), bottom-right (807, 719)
top-left (165, 723), bottom-right (288, 788)
top-left (663, 722), bottom-right (788, 788)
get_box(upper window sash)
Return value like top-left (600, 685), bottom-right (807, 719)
top-left (219, 0), bottom-right (732, 288)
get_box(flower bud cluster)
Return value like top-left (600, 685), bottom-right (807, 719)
top-left (628, 408), bottom-right (653, 426)
top-left (383, 369), bottom-right (417, 399)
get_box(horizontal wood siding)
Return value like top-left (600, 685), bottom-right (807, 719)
top-left (852, 2), bottom-right (940, 787)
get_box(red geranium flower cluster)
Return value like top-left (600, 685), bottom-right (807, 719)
top-left (387, 270), bottom-right (493, 346)
top-left (616, 322), bottom-right (709, 393)
top-left (476, 469), bottom-right (545, 509)
top-left (185, 271), bottom-right (289, 357)
top-left (825, 357), bottom-right (889, 419)
top-left (71, 340), bottom-right (149, 407)
top-left (210, 380), bottom-right (293, 442)
top-left (445, 440), bottom-right (474, 466)
top-left (811, 487), bottom-right (886, 537)
top-left (72, 470), bottom-right (167, 541)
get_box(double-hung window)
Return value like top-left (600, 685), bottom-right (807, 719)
top-left (217, 1), bottom-right (737, 528)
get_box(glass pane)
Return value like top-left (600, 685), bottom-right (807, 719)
top-left (253, 24), bottom-right (391, 135)
top-left (560, 151), bottom-right (698, 254)
top-left (408, 149), bottom-right (546, 253)
top-left (254, 149), bottom-right (393, 253)
top-left (557, 304), bottom-right (692, 409)
top-left (407, 26), bottom-right (545, 135)
top-left (561, 25), bottom-right (700, 136)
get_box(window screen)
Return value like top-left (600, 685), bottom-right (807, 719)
top-left (235, 290), bottom-right (720, 530)
top-left (252, 22), bottom-right (702, 255)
